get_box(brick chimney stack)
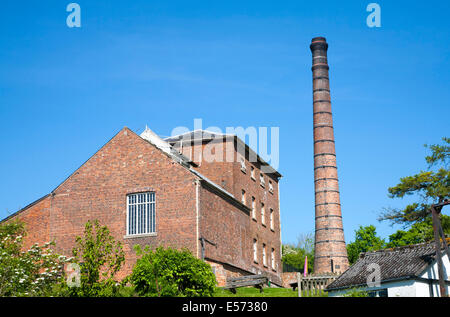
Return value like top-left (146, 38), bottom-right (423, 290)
top-left (310, 37), bottom-right (349, 274)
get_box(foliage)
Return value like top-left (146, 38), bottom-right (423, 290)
top-left (379, 137), bottom-right (450, 225)
top-left (65, 220), bottom-right (125, 297)
top-left (0, 221), bottom-right (68, 297)
top-left (129, 245), bottom-right (216, 297)
top-left (342, 288), bottom-right (369, 297)
top-left (386, 215), bottom-right (450, 248)
top-left (281, 233), bottom-right (314, 274)
top-left (346, 225), bottom-right (385, 264)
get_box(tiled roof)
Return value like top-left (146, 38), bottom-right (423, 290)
top-left (326, 241), bottom-right (444, 291)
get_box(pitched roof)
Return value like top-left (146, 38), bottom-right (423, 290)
top-left (326, 241), bottom-right (445, 291)
top-left (165, 129), bottom-right (282, 177)
top-left (1, 126), bottom-right (250, 223)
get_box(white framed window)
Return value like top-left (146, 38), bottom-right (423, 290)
top-left (253, 239), bottom-right (258, 263)
top-left (126, 192), bottom-right (156, 236)
top-left (251, 166), bottom-right (255, 180)
top-left (263, 244), bottom-right (267, 267)
top-left (240, 157), bottom-right (246, 173)
top-left (269, 180), bottom-right (273, 193)
top-left (270, 208), bottom-right (274, 230)
top-left (241, 189), bottom-right (246, 205)
top-left (271, 248), bottom-right (275, 270)
top-left (260, 173), bottom-right (265, 187)
top-left (251, 196), bottom-right (256, 220)
top-left (261, 203), bottom-right (265, 226)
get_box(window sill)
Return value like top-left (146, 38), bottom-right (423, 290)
top-left (124, 233), bottom-right (157, 239)
top-left (241, 168), bottom-right (247, 174)
top-left (252, 218), bottom-right (257, 222)
top-left (262, 223), bottom-right (266, 228)
top-left (260, 184), bottom-right (265, 189)
top-left (251, 177), bottom-right (256, 181)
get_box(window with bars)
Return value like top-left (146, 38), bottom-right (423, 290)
top-left (127, 192), bottom-right (156, 236)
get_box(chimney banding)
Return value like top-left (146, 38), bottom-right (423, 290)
top-left (310, 37), bottom-right (349, 274)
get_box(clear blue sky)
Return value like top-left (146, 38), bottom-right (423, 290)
top-left (0, 1), bottom-right (449, 244)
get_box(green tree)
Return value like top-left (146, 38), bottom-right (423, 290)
top-left (346, 225), bottom-right (385, 264)
top-left (379, 137), bottom-right (450, 225)
top-left (281, 233), bottom-right (314, 274)
top-left (129, 246), bottom-right (216, 297)
top-left (67, 220), bottom-right (125, 297)
top-left (0, 221), bottom-right (68, 296)
top-left (387, 215), bottom-right (450, 248)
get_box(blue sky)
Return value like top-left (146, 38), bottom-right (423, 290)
top-left (0, 1), bottom-right (449, 244)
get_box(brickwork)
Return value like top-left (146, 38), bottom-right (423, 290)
top-left (2, 127), bottom-right (283, 286)
top-left (175, 137), bottom-right (282, 285)
top-left (8, 195), bottom-right (51, 251)
top-left (311, 37), bottom-right (349, 273)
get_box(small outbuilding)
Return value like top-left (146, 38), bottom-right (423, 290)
top-left (326, 241), bottom-right (449, 297)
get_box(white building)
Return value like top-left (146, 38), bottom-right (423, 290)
top-left (326, 241), bottom-right (450, 297)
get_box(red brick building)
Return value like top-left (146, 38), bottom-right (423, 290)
top-left (1, 126), bottom-right (282, 286)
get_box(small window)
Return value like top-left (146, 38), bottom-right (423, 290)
top-left (251, 166), bottom-right (255, 180)
top-left (271, 248), bottom-right (276, 270)
top-left (269, 181), bottom-right (273, 193)
top-left (240, 157), bottom-right (246, 173)
top-left (127, 192), bottom-right (156, 236)
top-left (261, 203), bottom-right (265, 226)
top-left (260, 173), bottom-right (265, 187)
top-left (241, 189), bottom-right (246, 205)
top-left (263, 244), bottom-right (267, 267)
top-left (270, 208), bottom-right (274, 230)
top-left (253, 239), bottom-right (258, 263)
top-left (251, 196), bottom-right (256, 220)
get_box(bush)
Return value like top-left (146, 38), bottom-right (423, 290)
top-left (0, 221), bottom-right (68, 296)
top-left (64, 220), bottom-right (125, 297)
top-left (342, 288), bottom-right (369, 297)
top-left (129, 246), bottom-right (216, 297)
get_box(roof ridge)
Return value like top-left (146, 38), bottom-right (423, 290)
top-left (360, 240), bottom-right (440, 258)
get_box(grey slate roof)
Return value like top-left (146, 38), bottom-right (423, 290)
top-left (326, 241), bottom-right (442, 291)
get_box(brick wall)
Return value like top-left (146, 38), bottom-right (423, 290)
top-left (180, 138), bottom-right (283, 285)
top-left (3, 127), bottom-right (283, 286)
top-left (8, 195), bottom-right (51, 251)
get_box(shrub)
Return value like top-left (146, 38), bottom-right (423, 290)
top-left (0, 221), bottom-right (68, 296)
top-left (65, 220), bottom-right (125, 297)
top-left (342, 288), bottom-right (369, 297)
top-left (129, 246), bottom-right (216, 297)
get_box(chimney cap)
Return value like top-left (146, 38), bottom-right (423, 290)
top-left (310, 37), bottom-right (328, 52)
top-left (311, 37), bottom-right (327, 43)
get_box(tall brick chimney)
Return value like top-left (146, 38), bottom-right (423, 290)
top-left (310, 37), bottom-right (349, 274)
